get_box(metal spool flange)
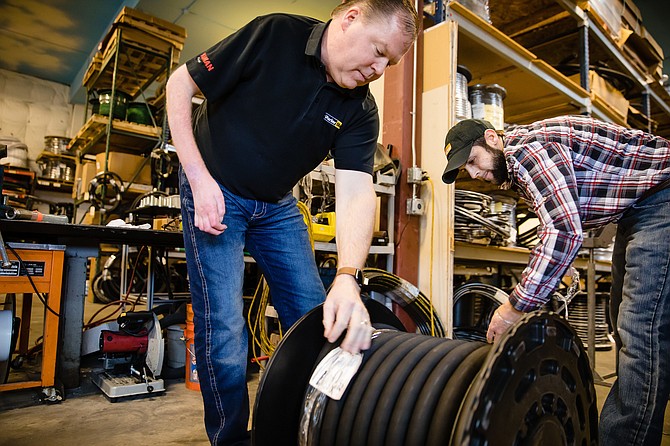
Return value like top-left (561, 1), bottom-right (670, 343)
top-left (453, 311), bottom-right (599, 446)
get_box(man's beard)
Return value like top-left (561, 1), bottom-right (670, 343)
top-left (485, 143), bottom-right (509, 185)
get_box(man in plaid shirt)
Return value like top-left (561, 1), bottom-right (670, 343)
top-left (442, 115), bottom-right (670, 445)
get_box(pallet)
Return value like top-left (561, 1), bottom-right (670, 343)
top-left (83, 7), bottom-right (184, 100)
top-left (83, 36), bottom-right (179, 99)
top-left (113, 7), bottom-right (186, 46)
top-left (69, 115), bottom-right (160, 156)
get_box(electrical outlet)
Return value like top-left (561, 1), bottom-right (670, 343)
top-left (407, 167), bottom-right (424, 184)
top-left (406, 197), bottom-right (425, 215)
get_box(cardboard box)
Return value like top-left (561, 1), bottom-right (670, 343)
top-left (569, 70), bottom-right (629, 121)
top-left (576, 0), bottom-right (623, 42)
top-left (81, 207), bottom-right (101, 225)
top-left (95, 152), bottom-right (152, 185)
top-left (73, 160), bottom-right (96, 199)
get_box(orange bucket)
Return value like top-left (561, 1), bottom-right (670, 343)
top-left (185, 304), bottom-right (200, 391)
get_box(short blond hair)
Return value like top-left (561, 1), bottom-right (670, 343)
top-left (331, 0), bottom-right (420, 41)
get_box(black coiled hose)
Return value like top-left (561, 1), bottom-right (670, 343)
top-left (452, 282), bottom-right (508, 342)
top-left (253, 303), bottom-right (598, 446)
top-left (362, 268), bottom-right (445, 337)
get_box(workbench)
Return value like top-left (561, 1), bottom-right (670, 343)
top-left (0, 219), bottom-right (184, 389)
top-left (0, 243), bottom-right (64, 393)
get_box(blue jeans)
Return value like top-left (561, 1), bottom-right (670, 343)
top-left (600, 187), bottom-right (670, 445)
top-left (179, 170), bottom-right (326, 445)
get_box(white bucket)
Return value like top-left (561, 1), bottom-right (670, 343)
top-left (0, 310), bottom-right (12, 362)
top-left (166, 324), bottom-right (186, 368)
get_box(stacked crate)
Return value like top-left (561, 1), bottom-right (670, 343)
top-left (83, 7), bottom-right (186, 97)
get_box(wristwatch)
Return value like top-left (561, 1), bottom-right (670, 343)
top-left (335, 267), bottom-right (368, 287)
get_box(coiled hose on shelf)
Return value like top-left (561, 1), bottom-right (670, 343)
top-left (452, 282), bottom-right (508, 342)
top-left (362, 268), bottom-right (446, 338)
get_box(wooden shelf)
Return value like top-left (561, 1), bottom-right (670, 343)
top-left (69, 114), bottom-right (160, 156)
top-left (454, 242), bottom-right (611, 273)
top-left (36, 178), bottom-right (74, 193)
top-left (482, 0), bottom-right (670, 136)
top-left (83, 7), bottom-right (184, 100)
top-left (450, 2), bottom-right (628, 126)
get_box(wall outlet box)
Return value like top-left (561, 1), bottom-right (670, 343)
top-left (406, 197), bottom-right (425, 215)
top-left (407, 167), bottom-right (424, 184)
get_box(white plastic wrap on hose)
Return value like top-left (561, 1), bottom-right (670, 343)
top-left (0, 310), bottom-right (13, 361)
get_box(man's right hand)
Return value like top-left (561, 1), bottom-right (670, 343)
top-left (191, 174), bottom-right (227, 235)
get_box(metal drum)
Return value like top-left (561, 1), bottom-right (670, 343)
top-left (44, 136), bottom-right (70, 155)
top-left (490, 193), bottom-right (518, 246)
top-left (126, 102), bottom-right (154, 125)
top-left (455, 65), bottom-right (472, 122)
top-left (40, 157), bottom-right (75, 182)
top-left (469, 83), bottom-right (507, 130)
top-left (98, 90), bottom-right (130, 120)
top-left (0, 136), bottom-right (28, 168)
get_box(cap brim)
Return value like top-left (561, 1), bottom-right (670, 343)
top-left (441, 143), bottom-right (472, 184)
top-left (441, 166), bottom-right (460, 184)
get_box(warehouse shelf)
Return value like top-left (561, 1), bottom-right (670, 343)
top-left (71, 8), bottom-right (184, 225)
top-left (419, 1), bottom-right (639, 335)
top-left (454, 242), bottom-right (611, 273)
top-left (429, 0), bottom-right (670, 134)
top-left (307, 163), bottom-right (396, 272)
top-left (34, 151), bottom-right (76, 193)
top-left (82, 7), bottom-right (184, 101)
top-left (483, 0), bottom-right (670, 135)
top-left (447, 2), bottom-right (625, 126)
top-left (36, 178), bottom-right (74, 193)
top-left (69, 114), bottom-right (161, 157)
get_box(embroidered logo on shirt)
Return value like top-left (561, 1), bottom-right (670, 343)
top-left (197, 52), bottom-right (214, 72)
top-left (324, 113), bottom-right (342, 129)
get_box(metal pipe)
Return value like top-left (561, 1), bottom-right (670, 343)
top-left (3, 208), bottom-right (69, 224)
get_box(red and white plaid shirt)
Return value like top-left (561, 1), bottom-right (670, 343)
top-left (503, 115), bottom-right (670, 311)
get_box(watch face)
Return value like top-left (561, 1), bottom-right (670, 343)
top-left (354, 269), bottom-right (367, 287)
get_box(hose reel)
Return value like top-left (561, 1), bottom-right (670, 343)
top-left (253, 301), bottom-right (598, 445)
top-left (88, 171), bottom-right (125, 214)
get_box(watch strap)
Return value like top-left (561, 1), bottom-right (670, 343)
top-left (336, 267), bottom-right (366, 287)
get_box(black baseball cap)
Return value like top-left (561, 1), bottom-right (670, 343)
top-left (441, 119), bottom-right (495, 184)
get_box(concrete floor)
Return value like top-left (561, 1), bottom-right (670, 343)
top-left (0, 297), bottom-right (669, 445)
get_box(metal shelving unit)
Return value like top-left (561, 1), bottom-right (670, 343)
top-left (417, 0), bottom-right (668, 334)
top-left (308, 164), bottom-right (396, 272)
top-left (70, 13), bottom-right (184, 223)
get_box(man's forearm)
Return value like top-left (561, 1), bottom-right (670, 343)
top-left (166, 65), bottom-right (209, 181)
top-left (334, 171), bottom-right (376, 268)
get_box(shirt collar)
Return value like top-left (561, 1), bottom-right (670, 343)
top-left (305, 20), bottom-right (329, 59)
top-left (500, 138), bottom-right (514, 190)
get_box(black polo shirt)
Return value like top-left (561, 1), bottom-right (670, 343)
top-left (185, 13), bottom-right (379, 202)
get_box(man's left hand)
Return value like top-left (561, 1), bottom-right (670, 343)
top-left (322, 275), bottom-right (372, 354)
top-left (486, 300), bottom-right (524, 343)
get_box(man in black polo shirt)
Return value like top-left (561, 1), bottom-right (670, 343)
top-left (166, 1), bottom-right (419, 444)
